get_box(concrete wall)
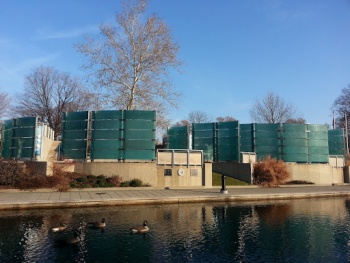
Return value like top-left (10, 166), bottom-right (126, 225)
top-left (213, 162), bottom-right (345, 185)
top-left (156, 163), bottom-right (212, 188)
top-left (53, 161), bottom-right (213, 188)
top-left (74, 162), bottom-right (158, 187)
top-left (286, 163), bottom-right (344, 185)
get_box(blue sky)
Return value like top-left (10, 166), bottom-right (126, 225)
top-left (1, 0), bottom-right (350, 126)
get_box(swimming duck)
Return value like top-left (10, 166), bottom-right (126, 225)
top-left (51, 223), bottom-right (67, 232)
top-left (55, 229), bottom-right (81, 246)
top-left (130, 220), bottom-right (149, 234)
top-left (88, 218), bottom-right (106, 228)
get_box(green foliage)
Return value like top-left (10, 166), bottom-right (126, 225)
top-left (119, 178), bottom-right (146, 187)
top-left (69, 174), bottom-right (122, 188)
top-left (212, 172), bottom-right (250, 186)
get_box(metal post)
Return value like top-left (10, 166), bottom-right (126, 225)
top-left (220, 175), bottom-right (228, 194)
top-left (345, 112), bottom-right (349, 155)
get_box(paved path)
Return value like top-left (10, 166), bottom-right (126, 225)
top-left (1, 185), bottom-right (350, 210)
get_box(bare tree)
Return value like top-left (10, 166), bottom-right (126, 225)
top-left (333, 84), bottom-right (350, 129)
top-left (188, 110), bottom-right (213, 124)
top-left (216, 116), bottom-right (236, 122)
top-left (285, 117), bottom-right (306, 124)
top-left (250, 92), bottom-right (299, 123)
top-left (14, 66), bottom-right (100, 137)
top-left (174, 119), bottom-right (191, 127)
top-left (0, 91), bottom-right (11, 120)
top-left (76, 0), bottom-right (181, 129)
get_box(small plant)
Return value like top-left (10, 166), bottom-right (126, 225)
top-left (129, 178), bottom-right (143, 187)
top-left (253, 156), bottom-right (290, 187)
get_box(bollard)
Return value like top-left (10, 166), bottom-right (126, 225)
top-left (220, 175), bottom-right (228, 194)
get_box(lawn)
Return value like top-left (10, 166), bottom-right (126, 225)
top-left (212, 172), bottom-right (250, 186)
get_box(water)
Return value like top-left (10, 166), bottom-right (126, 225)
top-left (1, 197), bottom-right (350, 263)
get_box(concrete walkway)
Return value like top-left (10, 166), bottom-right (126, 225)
top-left (1, 185), bottom-right (350, 210)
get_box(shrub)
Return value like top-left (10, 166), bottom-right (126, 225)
top-left (129, 178), bottom-right (143, 187)
top-left (0, 159), bottom-right (23, 187)
top-left (108, 175), bottom-right (122, 187)
top-left (253, 156), bottom-right (290, 187)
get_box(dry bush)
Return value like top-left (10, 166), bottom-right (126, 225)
top-left (108, 175), bottom-right (122, 187)
top-left (253, 156), bottom-right (290, 187)
top-left (0, 159), bottom-right (23, 187)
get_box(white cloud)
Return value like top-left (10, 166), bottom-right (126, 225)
top-left (33, 24), bottom-right (99, 40)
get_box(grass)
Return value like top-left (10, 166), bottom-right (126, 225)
top-left (212, 172), bottom-right (250, 186)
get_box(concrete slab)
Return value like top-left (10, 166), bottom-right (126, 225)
top-left (0, 185), bottom-right (350, 210)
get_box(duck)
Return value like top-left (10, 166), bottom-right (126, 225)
top-left (51, 223), bottom-right (67, 232)
top-left (55, 229), bottom-right (81, 246)
top-left (130, 220), bottom-right (149, 234)
top-left (88, 218), bottom-right (106, 228)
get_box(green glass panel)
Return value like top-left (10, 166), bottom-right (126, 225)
top-left (14, 117), bottom-right (36, 127)
top-left (63, 120), bottom-right (87, 130)
top-left (308, 140), bottom-right (328, 147)
top-left (255, 131), bottom-right (280, 139)
top-left (308, 154), bottom-right (328, 163)
top-left (255, 138), bottom-right (280, 146)
top-left (61, 149), bottom-right (86, 159)
top-left (193, 137), bottom-right (213, 146)
top-left (90, 149), bottom-right (122, 160)
top-left (282, 153), bottom-right (308, 162)
top-left (307, 124), bottom-right (327, 132)
top-left (63, 111), bottom-right (88, 121)
top-left (62, 121), bottom-right (87, 130)
top-left (203, 152), bottom-right (214, 161)
top-left (240, 145), bottom-right (254, 152)
top-left (329, 149), bottom-right (344, 155)
top-left (61, 140), bottom-right (86, 149)
top-left (91, 150), bottom-right (121, 159)
top-left (256, 145), bottom-right (280, 153)
top-left (282, 146), bottom-right (308, 154)
top-left (240, 137), bottom-right (253, 145)
top-left (217, 137), bottom-right (239, 145)
top-left (218, 152), bottom-right (239, 161)
top-left (12, 138), bottom-right (35, 148)
top-left (62, 130), bottom-right (87, 140)
top-left (12, 127), bottom-right (35, 138)
top-left (257, 153), bottom-right (280, 160)
top-left (255, 123), bottom-right (280, 131)
top-left (124, 120), bottom-right (155, 130)
top-left (308, 133), bottom-right (328, 140)
top-left (122, 150), bottom-right (155, 160)
top-left (168, 126), bottom-right (188, 136)
top-left (91, 140), bottom-right (121, 149)
top-left (91, 130), bottom-right (120, 139)
top-left (282, 123), bottom-right (306, 132)
top-left (240, 124), bottom-right (254, 131)
top-left (91, 120), bottom-right (121, 130)
top-left (92, 110), bottom-right (122, 120)
top-left (217, 121), bottom-right (239, 129)
top-left (193, 130), bottom-right (214, 138)
top-left (124, 110), bottom-right (156, 120)
top-left (124, 130), bottom-right (155, 140)
top-left (282, 138), bottom-right (308, 147)
top-left (193, 123), bottom-right (214, 131)
top-left (309, 147), bottom-right (329, 155)
top-left (217, 129), bottom-right (238, 137)
top-left (3, 119), bottom-right (13, 129)
top-left (124, 140), bottom-right (155, 150)
top-left (282, 131), bottom-right (307, 139)
top-left (11, 147), bottom-right (34, 158)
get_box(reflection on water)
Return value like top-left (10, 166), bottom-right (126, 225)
top-left (0, 197), bottom-right (350, 262)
